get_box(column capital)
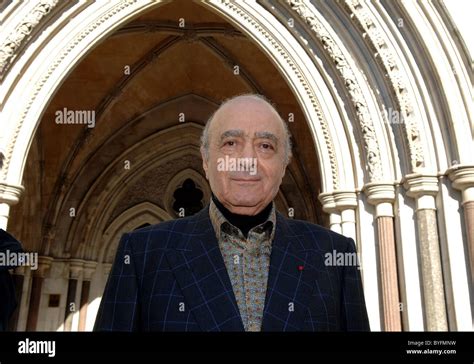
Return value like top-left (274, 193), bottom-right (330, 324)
top-left (13, 265), bottom-right (27, 275)
top-left (447, 165), bottom-right (474, 188)
top-left (33, 256), bottom-right (54, 277)
top-left (318, 192), bottom-right (337, 213)
top-left (333, 190), bottom-right (358, 210)
top-left (447, 165), bottom-right (474, 203)
top-left (403, 173), bottom-right (439, 198)
top-left (0, 182), bottom-right (24, 205)
top-left (319, 190), bottom-right (358, 212)
top-left (364, 182), bottom-right (396, 205)
top-left (83, 261), bottom-right (97, 280)
top-left (68, 259), bottom-right (84, 279)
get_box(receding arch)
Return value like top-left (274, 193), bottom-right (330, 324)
top-left (98, 202), bottom-right (172, 264)
top-left (71, 121), bottom-right (205, 261)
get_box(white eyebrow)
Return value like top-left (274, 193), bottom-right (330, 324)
top-left (219, 129), bottom-right (245, 143)
top-left (255, 131), bottom-right (279, 144)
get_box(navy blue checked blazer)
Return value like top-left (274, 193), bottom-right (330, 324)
top-left (94, 205), bottom-right (370, 331)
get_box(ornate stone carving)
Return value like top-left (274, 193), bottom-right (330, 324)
top-left (286, 0), bottom-right (383, 182)
top-left (0, 0), bottom-right (59, 80)
top-left (0, 151), bottom-right (4, 171)
top-left (343, 0), bottom-right (425, 172)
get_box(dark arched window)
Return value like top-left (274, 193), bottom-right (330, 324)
top-left (172, 178), bottom-right (203, 216)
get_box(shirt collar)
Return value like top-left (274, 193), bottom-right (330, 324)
top-left (209, 198), bottom-right (276, 243)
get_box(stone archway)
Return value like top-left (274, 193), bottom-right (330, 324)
top-left (99, 202), bottom-right (172, 264)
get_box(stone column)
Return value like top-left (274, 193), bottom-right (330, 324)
top-left (16, 265), bottom-right (31, 331)
top-left (0, 182), bottom-right (24, 230)
top-left (334, 191), bottom-right (358, 243)
top-left (329, 213), bottom-right (342, 234)
top-left (404, 174), bottom-right (447, 331)
top-left (319, 192), bottom-right (342, 233)
top-left (26, 256), bottom-right (53, 331)
top-left (448, 165), bottom-right (474, 285)
top-left (364, 182), bottom-right (401, 331)
top-left (64, 259), bottom-right (83, 331)
top-left (78, 261), bottom-right (97, 331)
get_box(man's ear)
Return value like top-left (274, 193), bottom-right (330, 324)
top-left (201, 147), bottom-right (209, 180)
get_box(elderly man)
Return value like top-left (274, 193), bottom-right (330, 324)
top-left (95, 94), bottom-right (370, 331)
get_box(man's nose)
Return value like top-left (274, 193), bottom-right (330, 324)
top-left (238, 141), bottom-right (257, 159)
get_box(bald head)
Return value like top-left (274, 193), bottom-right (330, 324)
top-left (201, 94), bottom-right (292, 165)
top-left (200, 94), bottom-right (292, 215)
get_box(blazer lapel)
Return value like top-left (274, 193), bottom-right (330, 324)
top-left (261, 213), bottom-right (316, 331)
top-left (165, 206), bottom-right (244, 332)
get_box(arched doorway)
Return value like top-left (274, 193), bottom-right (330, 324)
top-left (4, 0), bottom-right (325, 331)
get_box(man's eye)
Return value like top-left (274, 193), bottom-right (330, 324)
top-left (224, 141), bottom-right (235, 146)
top-left (261, 143), bottom-right (274, 150)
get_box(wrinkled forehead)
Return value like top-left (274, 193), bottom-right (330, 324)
top-left (211, 98), bottom-right (284, 137)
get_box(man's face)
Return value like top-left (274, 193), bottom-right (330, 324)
top-left (202, 97), bottom-right (287, 215)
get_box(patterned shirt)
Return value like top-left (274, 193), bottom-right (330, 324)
top-left (209, 199), bottom-right (276, 331)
